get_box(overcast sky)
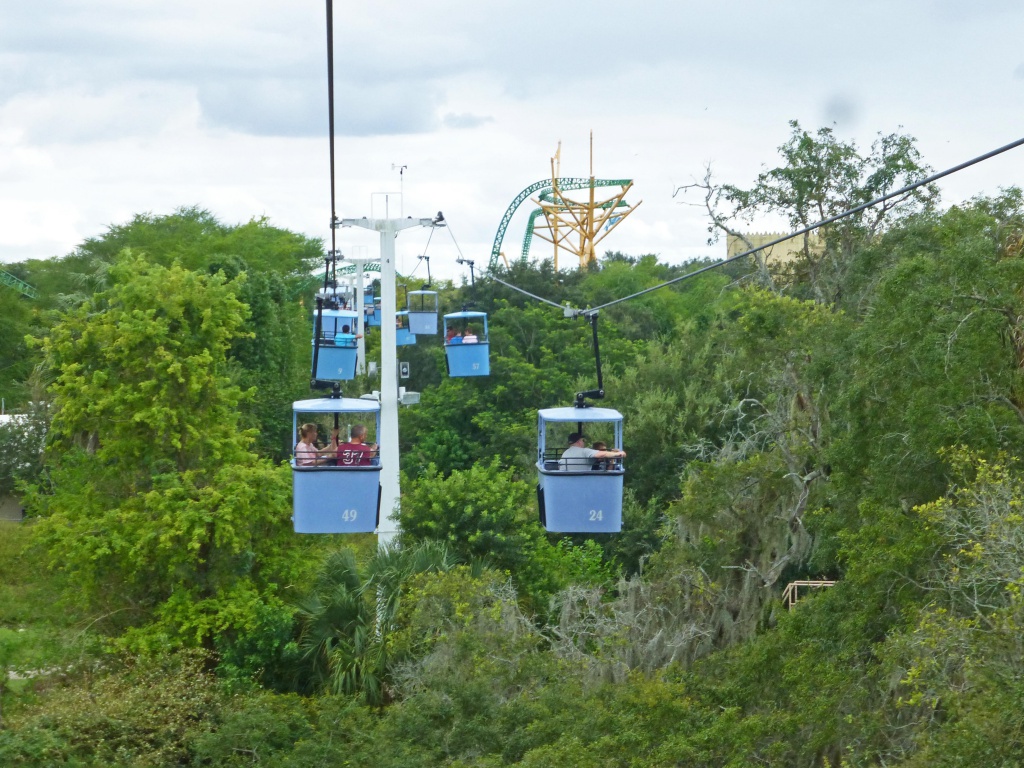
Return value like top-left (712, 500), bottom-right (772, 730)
top-left (3, 1), bottom-right (1023, 279)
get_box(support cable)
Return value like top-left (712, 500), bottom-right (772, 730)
top-left (446, 223), bottom-right (478, 286)
top-left (326, 0), bottom-right (338, 259)
top-left (489, 275), bottom-right (571, 312)
top-left (448, 222), bottom-right (479, 288)
top-left (310, 296), bottom-right (324, 386)
top-left (407, 226), bottom-right (436, 280)
top-left (421, 225), bottom-right (436, 259)
top-left (445, 222), bottom-right (467, 260)
top-left (310, 0), bottom-right (341, 394)
top-left (574, 312), bottom-right (605, 407)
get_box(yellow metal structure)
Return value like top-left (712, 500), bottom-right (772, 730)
top-left (530, 135), bottom-right (641, 270)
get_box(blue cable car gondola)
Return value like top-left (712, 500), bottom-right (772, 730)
top-left (292, 397), bottom-right (381, 534)
top-left (366, 297), bottom-right (382, 328)
top-left (407, 289), bottom-right (438, 335)
top-left (443, 311), bottom-right (489, 377)
top-left (536, 407), bottom-right (624, 533)
top-left (318, 284), bottom-right (351, 310)
top-left (313, 308), bottom-right (360, 380)
top-left (396, 310), bottom-right (417, 346)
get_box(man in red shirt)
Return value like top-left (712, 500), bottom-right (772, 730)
top-left (336, 424), bottom-right (378, 466)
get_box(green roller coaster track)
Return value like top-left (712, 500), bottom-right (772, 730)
top-left (0, 269), bottom-right (38, 299)
top-left (489, 177), bottom-right (633, 271)
top-left (336, 262), bottom-right (381, 275)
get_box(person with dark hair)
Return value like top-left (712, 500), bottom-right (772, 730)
top-left (559, 433), bottom-right (625, 471)
top-left (335, 324), bottom-right (363, 346)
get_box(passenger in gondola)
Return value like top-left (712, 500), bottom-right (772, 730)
top-left (336, 424), bottom-right (378, 466)
top-left (446, 327), bottom-right (463, 344)
top-left (462, 326), bottom-right (478, 344)
top-left (295, 423), bottom-right (333, 466)
top-left (560, 432), bottom-right (625, 471)
top-left (337, 324), bottom-right (363, 341)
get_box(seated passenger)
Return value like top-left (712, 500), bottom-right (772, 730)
top-left (335, 324), bottom-right (362, 346)
top-left (559, 432), bottom-right (626, 471)
top-left (336, 424), bottom-right (379, 466)
top-left (295, 423), bottom-right (333, 466)
top-left (462, 326), bottom-right (478, 344)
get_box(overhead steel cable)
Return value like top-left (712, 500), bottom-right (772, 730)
top-left (489, 274), bottom-right (572, 312)
top-left (585, 135), bottom-right (1024, 313)
top-left (310, 0), bottom-right (338, 390)
top-left (410, 225), bottom-right (436, 278)
top-left (440, 220), bottom-right (479, 287)
top-left (326, 0), bottom-right (338, 262)
top-left (444, 219), bottom-right (468, 261)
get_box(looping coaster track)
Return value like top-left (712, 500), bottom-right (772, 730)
top-left (488, 177), bottom-right (635, 271)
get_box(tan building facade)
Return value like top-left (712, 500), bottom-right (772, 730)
top-left (726, 231), bottom-right (823, 265)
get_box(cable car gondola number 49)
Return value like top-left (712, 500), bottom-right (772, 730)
top-left (342, 509), bottom-right (358, 522)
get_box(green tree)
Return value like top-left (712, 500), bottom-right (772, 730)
top-left (399, 460), bottom-right (544, 569)
top-left (206, 254), bottom-right (312, 460)
top-left (28, 255), bottom-right (307, 666)
top-left (689, 121), bottom-right (937, 304)
top-left (399, 461), bottom-right (547, 587)
top-left (8, 207), bottom-right (321, 461)
top-left (37, 253), bottom-right (252, 471)
top-left (0, 402), bottom-right (48, 499)
top-left (73, 206), bottom-right (321, 280)
top-left (830, 196), bottom-right (1024, 509)
top-left (295, 541), bottom-right (461, 705)
top-left (399, 460), bottom-right (620, 610)
top-left (0, 289), bottom-right (35, 407)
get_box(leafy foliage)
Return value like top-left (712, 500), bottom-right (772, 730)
top-left (400, 460), bottom-right (620, 608)
top-left (0, 403), bottom-right (48, 498)
top-left (27, 256), bottom-right (308, 669)
top-left (0, 288), bottom-right (35, 408)
top-left (0, 652), bottom-right (220, 767)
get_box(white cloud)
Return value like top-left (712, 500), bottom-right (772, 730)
top-left (1, 84), bottom-right (196, 144)
top-left (442, 112), bottom-right (493, 130)
top-left (2, 0), bottom-right (1024, 280)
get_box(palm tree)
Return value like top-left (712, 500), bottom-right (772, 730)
top-left (295, 540), bottom-right (462, 705)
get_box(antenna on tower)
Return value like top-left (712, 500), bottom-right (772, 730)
top-left (391, 164), bottom-right (408, 217)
